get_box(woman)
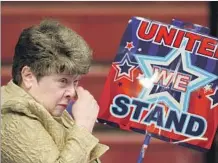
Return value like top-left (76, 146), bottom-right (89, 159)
top-left (1, 19), bottom-right (109, 163)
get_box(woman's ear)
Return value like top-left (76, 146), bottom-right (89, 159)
top-left (21, 66), bottom-right (36, 89)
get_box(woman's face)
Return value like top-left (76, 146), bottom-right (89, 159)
top-left (21, 67), bottom-right (80, 117)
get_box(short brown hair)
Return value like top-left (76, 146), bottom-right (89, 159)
top-left (12, 19), bottom-right (92, 85)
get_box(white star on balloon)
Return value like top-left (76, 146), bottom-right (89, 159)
top-left (203, 84), bottom-right (213, 93)
top-left (134, 39), bottom-right (218, 112)
top-left (112, 53), bottom-right (138, 82)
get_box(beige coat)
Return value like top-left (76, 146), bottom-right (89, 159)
top-left (1, 81), bottom-right (109, 163)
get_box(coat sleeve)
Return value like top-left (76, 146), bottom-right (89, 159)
top-left (1, 113), bottom-right (100, 163)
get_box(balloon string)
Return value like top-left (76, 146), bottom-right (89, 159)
top-left (137, 134), bottom-right (152, 163)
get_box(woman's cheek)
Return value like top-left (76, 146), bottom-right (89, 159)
top-left (58, 89), bottom-right (67, 99)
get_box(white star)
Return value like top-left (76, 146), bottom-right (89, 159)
top-left (203, 84), bottom-right (213, 93)
top-left (128, 19), bottom-right (132, 23)
top-left (112, 53), bottom-right (138, 82)
top-left (134, 39), bottom-right (218, 112)
top-left (138, 48), bottom-right (142, 52)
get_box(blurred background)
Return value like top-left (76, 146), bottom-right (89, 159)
top-left (1, 1), bottom-right (217, 163)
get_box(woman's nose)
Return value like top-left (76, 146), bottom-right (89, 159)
top-left (65, 87), bottom-right (77, 100)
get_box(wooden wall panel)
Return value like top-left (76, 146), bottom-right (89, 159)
top-left (94, 132), bottom-right (204, 163)
top-left (2, 2), bottom-right (209, 63)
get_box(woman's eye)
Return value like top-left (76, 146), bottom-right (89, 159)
top-left (60, 78), bottom-right (68, 84)
top-left (73, 80), bottom-right (79, 86)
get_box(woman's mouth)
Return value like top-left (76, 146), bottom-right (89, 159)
top-left (58, 104), bottom-right (67, 108)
